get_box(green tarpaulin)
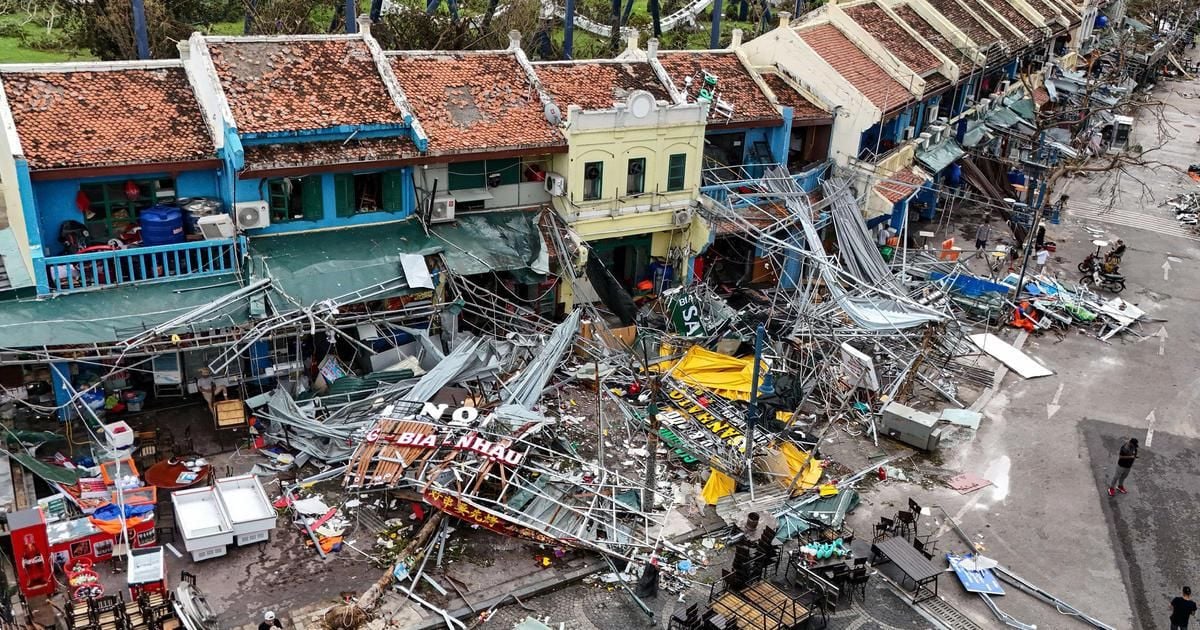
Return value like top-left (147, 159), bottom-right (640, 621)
top-left (249, 211), bottom-right (549, 307)
top-left (916, 139), bottom-right (965, 173)
top-left (10, 453), bottom-right (78, 485)
top-left (0, 274), bottom-right (249, 349)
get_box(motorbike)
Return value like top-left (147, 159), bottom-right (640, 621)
top-left (1080, 260), bottom-right (1126, 293)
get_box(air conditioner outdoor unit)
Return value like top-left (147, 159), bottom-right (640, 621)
top-left (902, 126), bottom-right (916, 141)
top-left (235, 201), bottom-right (270, 230)
top-left (430, 194), bottom-right (456, 224)
top-left (197, 214), bottom-right (236, 239)
top-left (673, 208), bottom-right (692, 226)
top-left (544, 173), bottom-right (566, 197)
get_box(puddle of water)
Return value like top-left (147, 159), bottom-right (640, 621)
top-left (984, 456), bottom-right (1012, 503)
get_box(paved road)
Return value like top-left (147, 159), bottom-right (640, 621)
top-left (1085, 420), bottom-right (1200, 630)
top-left (846, 72), bottom-right (1200, 630)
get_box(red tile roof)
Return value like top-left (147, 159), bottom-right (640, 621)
top-left (1048, 0), bottom-right (1080, 20)
top-left (388, 51), bottom-right (564, 156)
top-left (844, 4), bottom-right (941, 76)
top-left (534, 61), bottom-right (672, 111)
top-left (656, 51), bottom-right (781, 125)
top-left (972, 0), bottom-right (1036, 40)
top-left (797, 24), bottom-right (912, 111)
top-left (924, 72), bottom-right (952, 94)
top-left (242, 136), bottom-right (420, 173)
top-left (1024, 0), bottom-right (1067, 28)
top-left (208, 38), bottom-right (405, 134)
top-left (926, 0), bottom-right (999, 47)
top-left (893, 6), bottom-right (976, 69)
top-left (1032, 86), bottom-right (1050, 107)
top-left (760, 73), bottom-right (831, 122)
top-left (874, 169), bottom-right (927, 203)
top-left (1, 66), bottom-right (215, 171)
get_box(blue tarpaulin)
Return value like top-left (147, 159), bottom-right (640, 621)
top-left (930, 272), bottom-right (1011, 297)
top-left (91, 502), bottom-right (155, 521)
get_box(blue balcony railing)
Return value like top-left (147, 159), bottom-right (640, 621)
top-left (700, 160), bottom-right (832, 209)
top-left (38, 238), bottom-right (243, 294)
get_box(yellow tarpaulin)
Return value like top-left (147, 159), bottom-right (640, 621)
top-left (653, 345), bottom-right (767, 402)
top-left (701, 467), bottom-right (737, 505)
top-left (779, 442), bottom-right (823, 492)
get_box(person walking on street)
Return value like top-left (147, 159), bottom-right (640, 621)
top-left (975, 217), bottom-right (992, 251)
top-left (1108, 437), bottom-right (1138, 497)
top-left (1171, 586), bottom-right (1197, 630)
top-left (1035, 246), bottom-right (1049, 274)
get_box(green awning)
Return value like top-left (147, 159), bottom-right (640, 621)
top-left (916, 139), bottom-right (965, 173)
top-left (11, 453), bottom-right (79, 485)
top-left (0, 228), bottom-right (34, 292)
top-left (984, 106), bottom-right (1023, 129)
top-left (962, 121), bottom-right (990, 148)
top-left (1008, 97), bottom-right (1036, 122)
top-left (248, 210), bottom-right (550, 307)
top-left (0, 274), bottom-right (249, 349)
top-left (1125, 17), bottom-right (1151, 32)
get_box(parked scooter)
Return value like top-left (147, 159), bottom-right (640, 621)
top-left (1080, 259), bottom-right (1126, 293)
top-left (1077, 239), bottom-right (1119, 273)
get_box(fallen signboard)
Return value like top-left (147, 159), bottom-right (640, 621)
top-left (947, 554), bottom-right (1005, 595)
top-left (968, 333), bottom-right (1053, 379)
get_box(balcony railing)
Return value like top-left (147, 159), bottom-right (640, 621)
top-left (38, 238), bottom-right (243, 295)
top-left (700, 160), bottom-right (831, 208)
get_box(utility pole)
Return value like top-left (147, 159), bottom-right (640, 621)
top-left (745, 324), bottom-right (765, 500)
top-left (345, 0), bottom-right (358, 33)
top-left (564, 0), bottom-right (577, 59)
top-left (1012, 134), bottom-right (1056, 302)
top-left (131, 0), bottom-right (150, 60)
top-left (642, 374), bottom-right (661, 513)
top-left (709, 0), bottom-right (724, 49)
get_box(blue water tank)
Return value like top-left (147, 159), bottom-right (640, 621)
top-left (140, 205), bottom-right (185, 246)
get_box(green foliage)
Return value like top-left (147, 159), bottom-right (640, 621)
top-left (19, 30), bottom-right (72, 51)
top-left (64, 0), bottom-right (197, 60)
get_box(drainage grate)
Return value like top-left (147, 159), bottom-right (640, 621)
top-left (919, 596), bottom-right (986, 630)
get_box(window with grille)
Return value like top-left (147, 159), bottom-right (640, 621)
top-left (78, 178), bottom-right (175, 239)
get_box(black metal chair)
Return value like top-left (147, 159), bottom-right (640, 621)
top-left (896, 510), bottom-right (917, 540)
top-left (848, 567), bottom-right (870, 602)
top-left (908, 497), bottom-right (922, 515)
top-left (913, 538), bottom-right (934, 561)
top-left (853, 556), bottom-right (869, 568)
top-left (872, 517), bottom-right (895, 542)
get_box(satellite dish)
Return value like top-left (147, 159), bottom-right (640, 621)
top-left (628, 90), bottom-right (654, 118)
top-left (544, 101), bottom-right (562, 126)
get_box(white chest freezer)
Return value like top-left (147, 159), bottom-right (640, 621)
top-left (214, 475), bottom-right (276, 545)
top-left (171, 486), bottom-right (234, 561)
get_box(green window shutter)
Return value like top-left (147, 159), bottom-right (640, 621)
top-left (448, 161), bottom-right (486, 190)
top-left (667, 154), bottom-right (687, 192)
top-left (487, 158), bottom-right (520, 186)
top-left (382, 171), bottom-right (405, 213)
top-left (301, 177), bottom-right (324, 221)
top-left (334, 174), bottom-right (355, 218)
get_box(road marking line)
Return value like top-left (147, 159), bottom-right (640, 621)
top-left (1145, 409), bottom-right (1157, 447)
top-left (1068, 207), bottom-right (1200, 241)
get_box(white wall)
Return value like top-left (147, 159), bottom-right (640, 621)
top-left (0, 77), bottom-right (33, 281)
top-left (740, 25), bottom-right (882, 166)
top-left (414, 162), bottom-right (553, 211)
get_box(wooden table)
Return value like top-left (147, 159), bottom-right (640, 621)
top-left (871, 536), bottom-right (941, 603)
top-left (740, 581), bottom-right (810, 626)
top-left (143, 460), bottom-right (212, 491)
top-left (711, 592), bottom-right (779, 630)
